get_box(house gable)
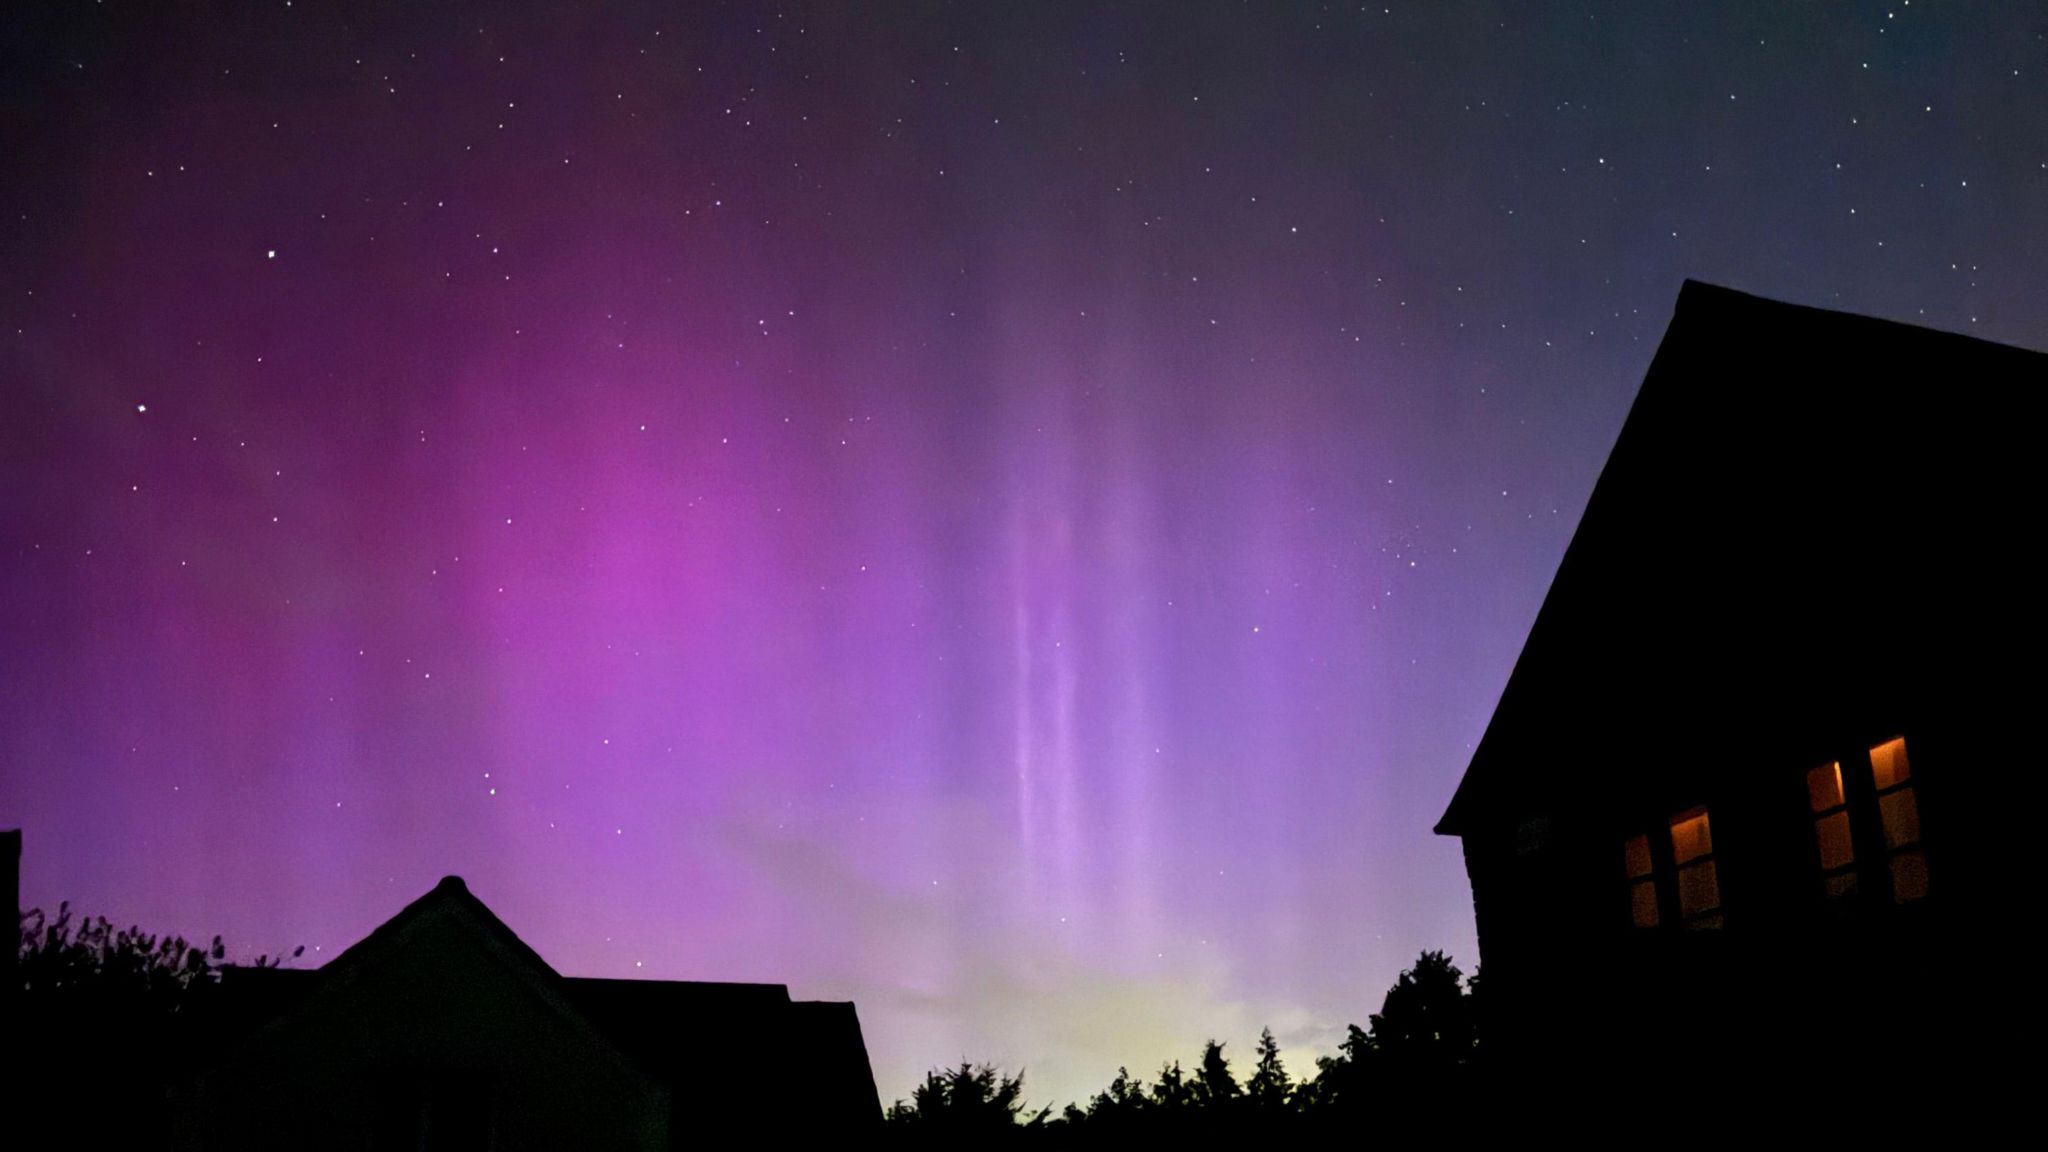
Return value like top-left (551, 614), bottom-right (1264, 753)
top-left (1426, 280), bottom-right (2037, 1117)
top-left (1436, 280), bottom-right (2039, 843)
top-left (184, 878), bottom-right (668, 1150)
top-left (182, 876), bottom-right (887, 1145)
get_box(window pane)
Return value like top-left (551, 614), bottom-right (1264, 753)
top-left (1890, 849), bottom-right (1930, 902)
top-left (1880, 787), bottom-right (1921, 849)
top-left (1631, 878), bottom-right (1660, 928)
top-left (1685, 912), bottom-right (1724, 932)
top-left (1624, 834), bottom-right (1654, 879)
top-left (1807, 762), bottom-right (1845, 812)
top-left (1677, 860), bottom-right (1720, 918)
top-left (1823, 871), bottom-right (1858, 901)
top-left (1815, 811), bottom-right (1855, 870)
top-left (1870, 737), bottom-right (1911, 789)
top-left (1670, 808), bottom-right (1713, 865)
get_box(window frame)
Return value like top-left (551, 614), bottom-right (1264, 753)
top-left (1866, 736), bottom-right (1928, 904)
top-left (1806, 760), bottom-right (1860, 902)
top-left (1620, 803), bottom-right (1724, 932)
top-left (1667, 806), bottom-right (1723, 930)
top-left (1803, 734), bottom-right (1930, 908)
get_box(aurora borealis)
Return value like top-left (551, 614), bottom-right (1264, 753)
top-left (4, 2), bottom-right (2042, 1106)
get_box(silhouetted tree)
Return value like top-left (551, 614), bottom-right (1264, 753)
top-left (895, 948), bottom-right (1482, 1140)
top-left (14, 903), bottom-right (301, 1142)
top-left (1368, 950), bottom-right (1476, 1070)
top-left (1095, 1066), bottom-right (1142, 1110)
top-left (1191, 1039), bottom-right (1240, 1108)
top-left (886, 1062), bottom-right (1048, 1136)
top-left (1244, 1027), bottom-right (1293, 1112)
top-left (1302, 950), bottom-right (1480, 1129)
top-left (1148, 1060), bottom-right (1193, 1112)
top-left (1073, 1064), bottom-right (1146, 1134)
top-left (18, 902), bottom-right (300, 1002)
top-left (1301, 1023), bottom-right (1373, 1111)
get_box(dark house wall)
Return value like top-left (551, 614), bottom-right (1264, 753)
top-left (786, 1000), bottom-right (887, 1129)
top-left (564, 978), bottom-right (885, 1140)
top-left (1437, 283), bottom-right (2032, 1119)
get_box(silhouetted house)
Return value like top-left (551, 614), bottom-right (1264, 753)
top-left (1436, 281), bottom-right (2030, 1118)
top-left (174, 876), bottom-right (881, 1149)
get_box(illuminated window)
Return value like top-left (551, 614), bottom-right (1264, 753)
top-left (1625, 834), bottom-right (1659, 928)
top-left (1623, 807), bottom-right (1724, 931)
top-left (1869, 737), bottom-right (1928, 902)
top-left (1669, 808), bottom-right (1722, 929)
top-left (1807, 761), bottom-right (1858, 900)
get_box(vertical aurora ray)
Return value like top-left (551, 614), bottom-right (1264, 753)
top-left (4, 0), bottom-right (2029, 1114)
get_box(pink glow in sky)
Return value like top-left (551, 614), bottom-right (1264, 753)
top-left (5, 2), bottom-right (2039, 1107)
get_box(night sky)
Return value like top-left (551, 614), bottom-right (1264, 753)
top-left (4, 2), bottom-right (2042, 1106)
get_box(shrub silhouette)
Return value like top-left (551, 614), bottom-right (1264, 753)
top-left (13, 902), bottom-right (301, 1143)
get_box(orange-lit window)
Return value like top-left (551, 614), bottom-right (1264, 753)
top-left (1869, 737), bottom-right (1928, 902)
top-left (1625, 834), bottom-right (1659, 928)
top-left (1669, 808), bottom-right (1722, 929)
top-left (1807, 761), bottom-right (1858, 900)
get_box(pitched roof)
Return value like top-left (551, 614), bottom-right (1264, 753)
top-left (1435, 280), bottom-right (2043, 837)
top-left (215, 876), bottom-right (883, 1127)
top-left (235, 875), bottom-right (657, 1092)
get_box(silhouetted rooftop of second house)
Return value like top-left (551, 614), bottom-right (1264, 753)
top-left (1436, 279), bottom-right (2044, 837)
top-left (209, 875), bottom-right (882, 1131)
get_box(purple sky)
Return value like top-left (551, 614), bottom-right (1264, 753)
top-left (4, 3), bottom-right (2042, 1106)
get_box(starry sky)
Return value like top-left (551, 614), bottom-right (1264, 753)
top-left (4, 1), bottom-right (2043, 1108)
